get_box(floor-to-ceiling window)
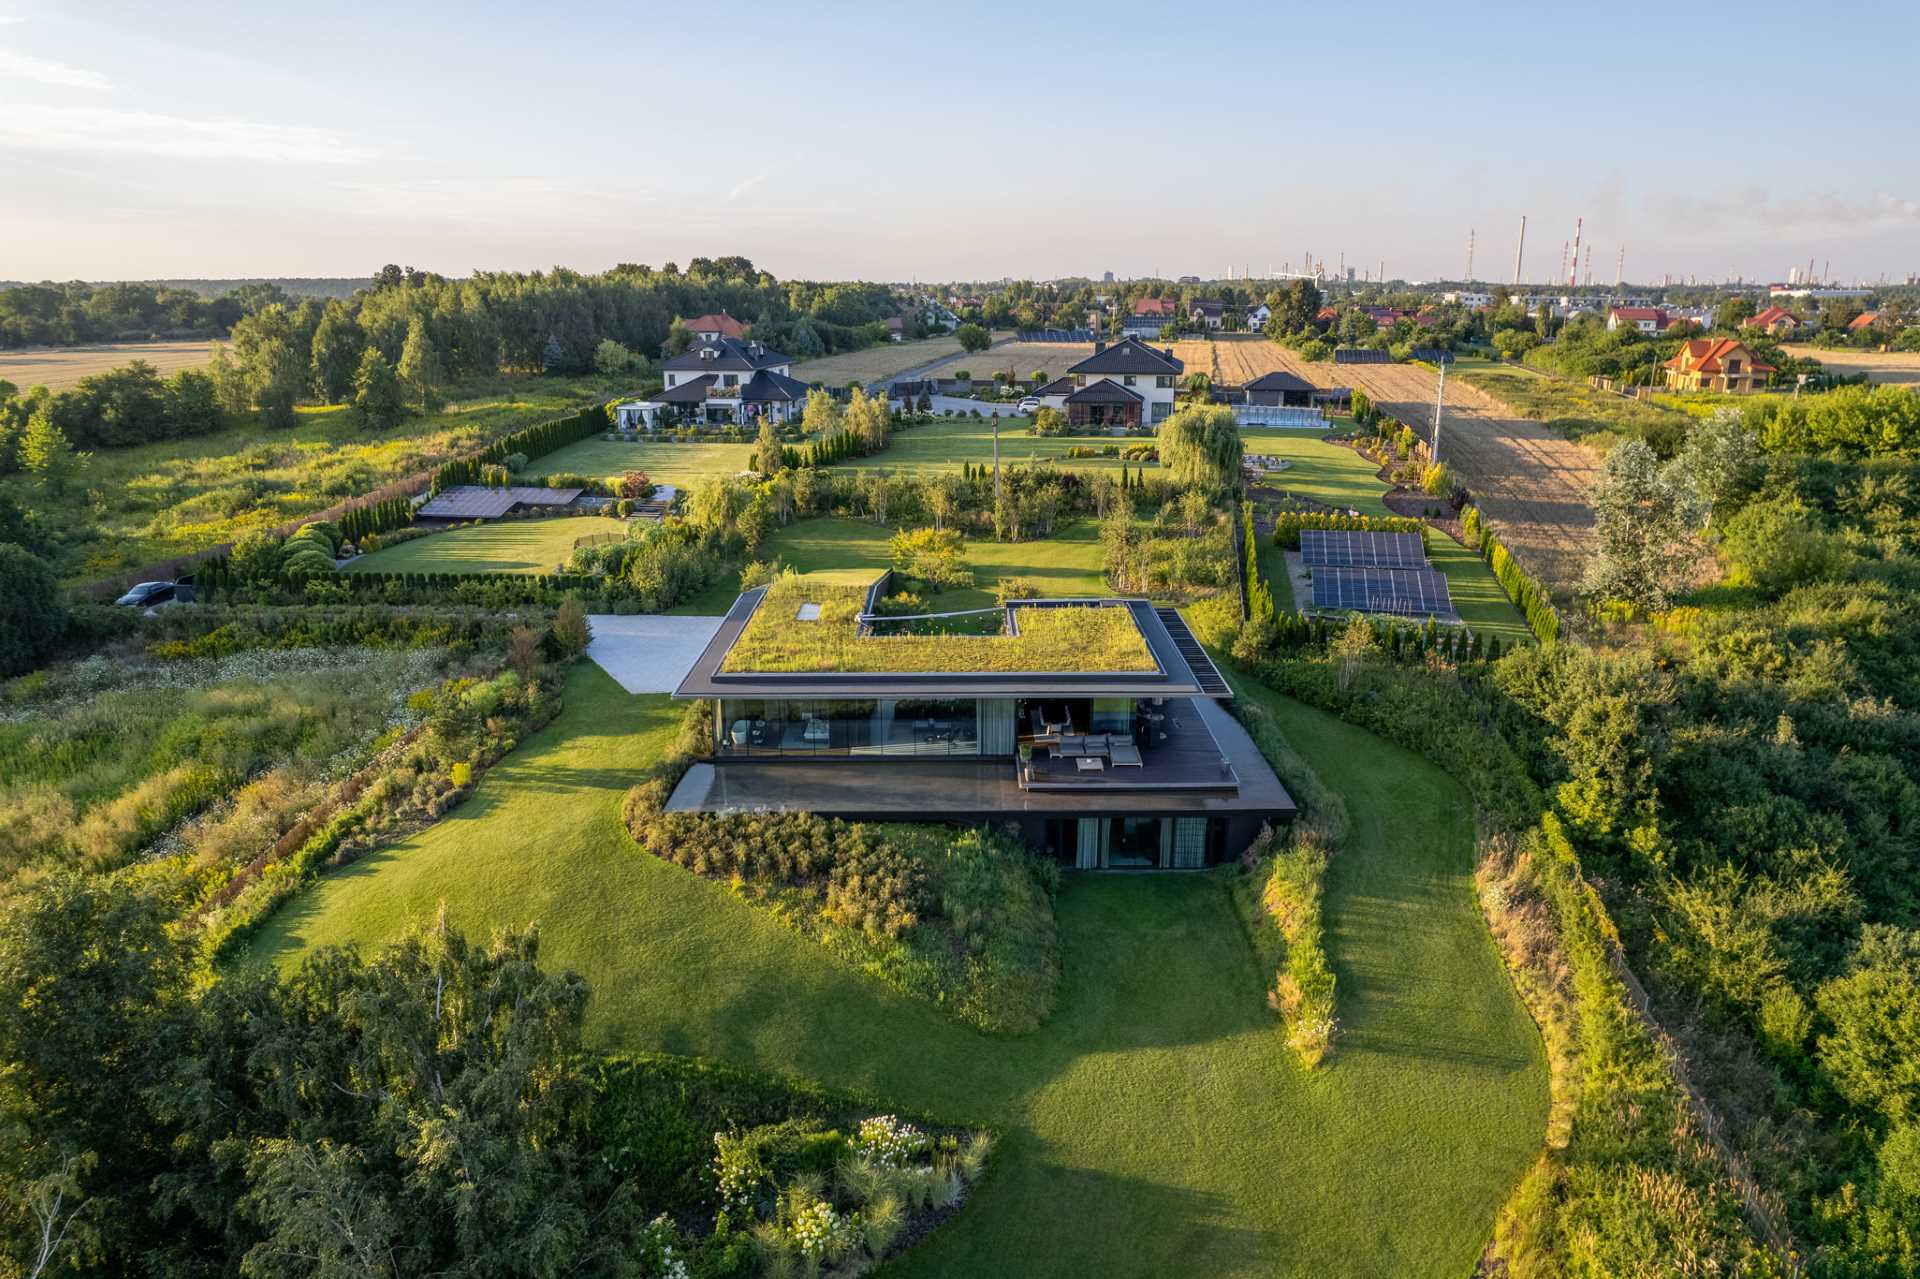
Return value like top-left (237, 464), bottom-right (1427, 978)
top-left (717, 699), bottom-right (1003, 758)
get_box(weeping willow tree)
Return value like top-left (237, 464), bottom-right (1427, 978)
top-left (1157, 403), bottom-right (1243, 491)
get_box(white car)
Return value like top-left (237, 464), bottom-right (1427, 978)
top-left (1017, 397), bottom-right (1041, 414)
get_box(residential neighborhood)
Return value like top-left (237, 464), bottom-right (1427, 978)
top-left (3, 4), bottom-right (1919, 1278)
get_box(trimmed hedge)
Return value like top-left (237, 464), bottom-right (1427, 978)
top-left (431, 404), bottom-right (610, 494)
top-left (1460, 504), bottom-right (1561, 644)
top-left (1270, 510), bottom-right (1429, 550)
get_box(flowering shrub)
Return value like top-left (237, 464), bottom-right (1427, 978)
top-left (854, 1115), bottom-right (930, 1169)
top-left (637, 1215), bottom-right (691, 1279)
top-left (787, 1194), bottom-right (848, 1260)
top-left (712, 1131), bottom-right (768, 1211)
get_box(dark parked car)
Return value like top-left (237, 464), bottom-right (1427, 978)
top-left (114, 580), bottom-right (176, 607)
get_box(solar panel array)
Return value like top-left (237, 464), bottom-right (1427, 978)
top-left (1300, 529), bottom-right (1427, 569)
top-left (417, 485), bottom-right (584, 520)
top-left (1333, 347), bottom-right (1394, 364)
top-left (1311, 567), bottom-right (1453, 617)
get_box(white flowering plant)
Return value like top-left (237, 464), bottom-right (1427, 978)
top-left (853, 1114), bottom-right (930, 1169)
top-left (638, 1214), bottom-right (691, 1279)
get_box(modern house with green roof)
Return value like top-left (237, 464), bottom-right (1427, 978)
top-left (668, 576), bottom-right (1295, 869)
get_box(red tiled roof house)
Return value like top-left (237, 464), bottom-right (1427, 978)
top-left (1664, 338), bottom-right (1774, 393)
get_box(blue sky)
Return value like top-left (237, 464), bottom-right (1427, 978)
top-left (3, 0), bottom-right (1917, 285)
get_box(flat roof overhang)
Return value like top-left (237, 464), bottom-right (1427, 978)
top-left (672, 590), bottom-right (1229, 701)
top-left (667, 698), bottom-right (1296, 822)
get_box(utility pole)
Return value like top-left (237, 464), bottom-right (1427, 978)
top-left (1513, 215), bottom-right (1527, 286)
top-left (993, 415), bottom-right (1001, 509)
top-left (1431, 356), bottom-right (1447, 465)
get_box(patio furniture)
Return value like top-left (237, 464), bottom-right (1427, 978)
top-left (1109, 741), bottom-right (1143, 767)
top-left (801, 717), bottom-right (831, 744)
top-left (1075, 756), bottom-right (1106, 772)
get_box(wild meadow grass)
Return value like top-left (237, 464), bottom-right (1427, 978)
top-left (0, 646), bottom-right (444, 886)
top-left (4, 373), bottom-right (628, 583)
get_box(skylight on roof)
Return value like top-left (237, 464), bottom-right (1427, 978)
top-left (795, 603), bottom-right (821, 621)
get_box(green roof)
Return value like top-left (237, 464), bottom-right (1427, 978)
top-left (719, 578), bottom-right (1156, 675)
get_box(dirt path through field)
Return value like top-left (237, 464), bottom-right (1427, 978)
top-left (1191, 338), bottom-right (1601, 593)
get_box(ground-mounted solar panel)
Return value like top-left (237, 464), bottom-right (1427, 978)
top-left (1333, 348), bottom-right (1395, 364)
top-left (1298, 529), bottom-right (1427, 569)
top-left (1310, 566), bottom-right (1452, 617)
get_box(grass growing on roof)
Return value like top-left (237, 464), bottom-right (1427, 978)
top-left (241, 661), bottom-right (1547, 1277)
top-left (718, 578), bottom-right (1154, 674)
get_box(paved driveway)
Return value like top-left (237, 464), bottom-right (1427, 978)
top-left (586, 615), bottom-right (725, 693)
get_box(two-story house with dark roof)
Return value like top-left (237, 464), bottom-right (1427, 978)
top-left (1060, 337), bottom-right (1184, 430)
top-left (658, 336), bottom-right (810, 426)
top-left (669, 576), bottom-right (1295, 868)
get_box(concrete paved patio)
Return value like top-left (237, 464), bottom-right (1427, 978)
top-left (585, 615), bottom-right (725, 693)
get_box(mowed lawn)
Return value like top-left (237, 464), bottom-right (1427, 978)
top-left (668, 515), bottom-right (1108, 615)
top-left (239, 662), bottom-right (1547, 1278)
top-left (344, 516), bottom-right (627, 575)
top-left (522, 437), bottom-right (755, 490)
top-left (1245, 433), bottom-right (1532, 642)
top-left (837, 416), bottom-right (1140, 473)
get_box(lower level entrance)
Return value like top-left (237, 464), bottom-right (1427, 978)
top-left (1042, 816), bottom-right (1225, 870)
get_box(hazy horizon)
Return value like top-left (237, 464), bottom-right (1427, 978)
top-left (4, 0), bottom-right (1917, 287)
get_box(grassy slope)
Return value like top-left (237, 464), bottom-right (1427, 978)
top-left (241, 662), bottom-right (1546, 1278)
top-left (343, 516), bottom-right (628, 576)
top-left (5, 373), bottom-right (628, 583)
top-left (667, 516), bottom-right (1109, 616)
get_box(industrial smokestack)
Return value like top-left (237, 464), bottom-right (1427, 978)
top-left (1513, 216), bottom-right (1527, 286)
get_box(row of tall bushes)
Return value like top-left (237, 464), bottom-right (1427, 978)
top-left (1269, 509), bottom-right (1428, 549)
top-left (429, 403), bottom-right (608, 492)
top-left (1223, 691), bottom-right (1350, 1067)
top-left (1460, 504), bottom-right (1561, 643)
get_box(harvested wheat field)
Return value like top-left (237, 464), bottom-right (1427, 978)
top-left (1169, 336), bottom-right (1297, 386)
top-left (0, 339), bottom-right (218, 392)
top-left (921, 340), bottom-right (1092, 383)
top-left (1782, 345), bottom-right (1920, 387)
top-left (791, 335), bottom-right (972, 386)
top-left (1183, 337), bottom-right (1600, 594)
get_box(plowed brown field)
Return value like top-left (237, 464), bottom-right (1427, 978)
top-left (1192, 337), bottom-right (1600, 593)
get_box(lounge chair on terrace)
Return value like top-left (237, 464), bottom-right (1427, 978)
top-left (1108, 740), bottom-right (1143, 767)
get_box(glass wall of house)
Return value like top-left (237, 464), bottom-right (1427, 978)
top-left (1042, 816), bottom-right (1224, 869)
top-left (1019, 698), bottom-right (1137, 741)
top-left (716, 698), bottom-right (1014, 758)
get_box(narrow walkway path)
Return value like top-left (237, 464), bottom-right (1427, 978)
top-left (245, 663), bottom-right (1545, 1277)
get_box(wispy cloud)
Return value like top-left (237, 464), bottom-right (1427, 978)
top-left (0, 104), bottom-right (373, 162)
top-left (1643, 186), bottom-right (1920, 230)
top-left (727, 170), bottom-right (769, 202)
top-left (0, 48), bottom-right (110, 90)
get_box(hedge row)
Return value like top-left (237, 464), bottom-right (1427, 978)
top-left (1461, 505), bottom-right (1561, 644)
top-left (1270, 510), bottom-right (1428, 550)
top-left (431, 404), bottom-right (609, 493)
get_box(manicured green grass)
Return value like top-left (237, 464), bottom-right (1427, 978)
top-left (242, 662), bottom-right (1547, 1277)
top-left (521, 437), bottom-right (755, 490)
top-left (1242, 431), bottom-right (1394, 517)
top-left (1425, 536), bottom-right (1534, 642)
top-left (342, 516), bottom-right (629, 576)
top-left (668, 516), bottom-right (1110, 616)
top-left (1256, 538), bottom-right (1295, 612)
top-left (838, 416), bottom-right (1140, 473)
